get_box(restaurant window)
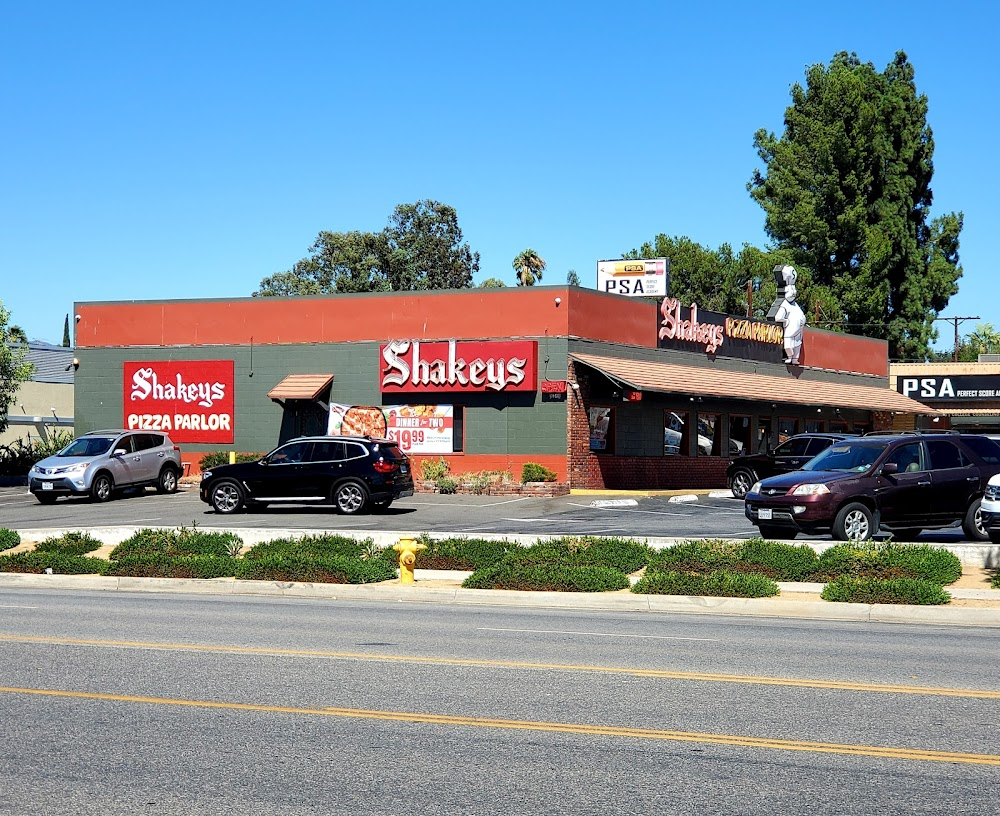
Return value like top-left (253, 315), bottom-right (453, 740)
top-left (589, 407), bottom-right (614, 453)
top-left (664, 410), bottom-right (690, 456)
top-left (698, 413), bottom-right (722, 456)
top-left (729, 414), bottom-right (751, 457)
top-left (853, 422), bottom-right (871, 435)
top-left (803, 418), bottom-right (825, 433)
top-left (777, 416), bottom-right (799, 443)
top-left (756, 416), bottom-right (773, 453)
top-left (830, 420), bottom-right (849, 433)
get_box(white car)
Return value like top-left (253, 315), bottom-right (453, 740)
top-left (981, 472), bottom-right (1000, 543)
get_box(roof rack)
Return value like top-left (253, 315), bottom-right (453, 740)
top-left (862, 429), bottom-right (959, 437)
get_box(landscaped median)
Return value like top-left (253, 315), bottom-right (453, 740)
top-left (1, 527), bottom-right (997, 613)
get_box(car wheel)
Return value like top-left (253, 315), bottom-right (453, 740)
top-left (371, 499), bottom-right (393, 513)
top-left (962, 498), bottom-right (989, 542)
top-left (91, 473), bottom-right (114, 503)
top-left (334, 480), bottom-right (369, 515)
top-left (729, 468), bottom-right (756, 499)
top-left (892, 528), bottom-right (923, 541)
top-left (757, 524), bottom-right (794, 540)
top-left (833, 502), bottom-right (874, 541)
top-left (210, 480), bottom-right (244, 514)
top-left (156, 467), bottom-right (179, 494)
top-left (36, 493), bottom-right (57, 505)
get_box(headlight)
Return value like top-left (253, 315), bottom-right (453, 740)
top-left (59, 463), bottom-right (89, 475)
top-left (749, 481), bottom-right (762, 495)
top-left (201, 471), bottom-right (212, 481)
top-left (986, 483), bottom-right (1000, 501)
top-left (791, 483), bottom-right (831, 496)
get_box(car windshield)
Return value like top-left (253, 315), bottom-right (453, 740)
top-left (58, 437), bottom-right (115, 457)
top-left (802, 442), bottom-right (887, 473)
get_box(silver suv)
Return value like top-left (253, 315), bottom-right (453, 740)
top-left (28, 430), bottom-right (183, 504)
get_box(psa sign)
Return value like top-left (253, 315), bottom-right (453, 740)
top-left (124, 360), bottom-right (235, 443)
top-left (897, 375), bottom-right (1000, 401)
top-left (597, 258), bottom-right (669, 297)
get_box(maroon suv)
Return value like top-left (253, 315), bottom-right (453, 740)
top-left (744, 432), bottom-right (1000, 541)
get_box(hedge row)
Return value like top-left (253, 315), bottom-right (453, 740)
top-left (0, 528), bottom-right (20, 552)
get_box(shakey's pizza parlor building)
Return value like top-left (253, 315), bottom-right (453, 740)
top-left (72, 286), bottom-right (935, 490)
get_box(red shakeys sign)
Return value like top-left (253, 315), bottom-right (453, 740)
top-left (380, 340), bottom-right (537, 393)
top-left (124, 360), bottom-right (235, 444)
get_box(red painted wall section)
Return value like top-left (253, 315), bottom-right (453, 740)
top-left (800, 328), bottom-right (888, 377)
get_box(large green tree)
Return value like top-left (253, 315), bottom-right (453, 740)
top-left (0, 301), bottom-right (34, 435)
top-left (512, 248), bottom-right (546, 286)
top-left (254, 200), bottom-right (479, 296)
top-left (749, 51), bottom-right (962, 360)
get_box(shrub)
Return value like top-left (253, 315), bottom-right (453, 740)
top-left (632, 569), bottom-right (780, 598)
top-left (419, 457), bottom-right (450, 481)
top-left (198, 451), bottom-right (263, 470)
top-left (106, 555), bottom-right (236, 579)
top-left (521, 463), bottom-right (557, 483)
top-left (821, 576), bottom-right (951, 605)
top-left (511, 537), bottom-right (651, 574)
top-left (645, 538), bottom-right (817, 581)
top-left (34, 531), bottom-right (102, 556)
top-left (234, 553), bottom-right (395, 584)
top-left (435, 476), bottom-right (459, 494)
top-left (0, 432), bottom-right (75, 476)
top-left (0, 551), bottom-right (109, 575)
top-left (110, 527), bottom-right (243, 560)
top-left (0, 528), bottom-right (20, 552)
top-left (245, 534), bottom-right (378, 561)
top-left (412, 536), bottom-right (520, 570)
top-left (462, 562), bottom-right (628, 592)
top-left (812, 543), bottom-right (962, 585)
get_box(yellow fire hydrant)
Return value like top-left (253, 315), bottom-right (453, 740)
top-left (393, 537), bottom-right (426, 585)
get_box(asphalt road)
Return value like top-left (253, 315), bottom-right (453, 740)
top-left (0, 485), bottom-right (975, 543)
top-left (2, 590), bottom-right (998, 815)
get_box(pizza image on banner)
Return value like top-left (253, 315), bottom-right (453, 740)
top-left (124, 360), bottom-right (235, 444)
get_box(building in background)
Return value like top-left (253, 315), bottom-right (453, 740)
top-left (1, 343), bottom-right (75, 448)
top-left (891, 360), bottom-right (1000, 434)
top-left (72, 287), bottom-right (934, 489)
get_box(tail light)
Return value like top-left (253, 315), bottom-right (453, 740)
top-left (373, 459), bottom-right (398, 474)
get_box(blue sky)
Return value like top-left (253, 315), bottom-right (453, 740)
top-left (2, 1), bottom-right (996, 353)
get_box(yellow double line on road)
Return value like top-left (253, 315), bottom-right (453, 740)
top-left (3, 634), bottom-right (1000, 699)
top-left (2, 685), bottom-right (999, 766)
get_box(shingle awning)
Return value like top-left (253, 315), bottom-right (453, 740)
top-left (570, 353), bottom-right (938, 415)
top-left (267, 374), bottom-right (334, 401)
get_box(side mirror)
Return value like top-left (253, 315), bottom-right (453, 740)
top-left (880, 462), bottom-right (899, 475)
top-left (113, 448), bottom-right (127, 457)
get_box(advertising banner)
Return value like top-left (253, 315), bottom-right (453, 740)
top-left (327, 403), bottom-right (455, 454)
top-left (597, 258), bottom-right (669, 297)
top-left (124, 360), bottom-right (235, 444)
top-left (896, 374), bottom-right (1000, 401)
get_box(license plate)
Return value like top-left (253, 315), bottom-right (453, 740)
top-left (758, 508), bottom-right (772, 520)
top-left (42, 482), bottom-right (53, 491)
top-left (400, 465), bottom-right (409, 474)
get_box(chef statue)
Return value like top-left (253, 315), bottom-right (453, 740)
top-left (767, 264), bottom-right (806, 365)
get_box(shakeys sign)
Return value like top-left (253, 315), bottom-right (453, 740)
top-left (380, 340), bottom-right (537, 393)
top-left (124, 360), bottom-right (235, 444)
top-left (657, 298), bottom-right (785, 363)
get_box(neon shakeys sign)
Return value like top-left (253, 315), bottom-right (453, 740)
top-left (380, 340), bottom-right (537, 393)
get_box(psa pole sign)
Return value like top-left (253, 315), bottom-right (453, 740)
top-left (597, 258), bottom-right (669, 297)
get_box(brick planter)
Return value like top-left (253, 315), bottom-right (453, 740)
top-left (415, 480), bottom-right (569, 497)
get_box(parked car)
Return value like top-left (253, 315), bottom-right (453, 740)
top-left (199, 435), bottom-right (414, 515)
top-left (28, 429), bottom-right (183, 504)
top-left (744, 432), bottom-right (1000, 541)
top-left (979, 473), bottom-right (1000, 543)
top-left (726, 432), bottom-right (854, 499)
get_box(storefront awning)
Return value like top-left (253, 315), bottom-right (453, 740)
top-left (267, 374), bottom-right (334, 401)
top-left (570, 353), bottom-right (938, 415)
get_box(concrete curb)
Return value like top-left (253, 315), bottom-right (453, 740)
top-left (3, 571), bottom-right (999, 627)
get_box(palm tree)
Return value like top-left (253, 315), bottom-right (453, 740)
top-left (8, 325), bottom-right (27, 345)
top-left (512, 249), bottom-right (546, 286)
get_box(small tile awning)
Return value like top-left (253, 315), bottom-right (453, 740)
top-left (267, 374), bottom-right (334, 401)
top-left (570, 353), bottom-right (938, 415)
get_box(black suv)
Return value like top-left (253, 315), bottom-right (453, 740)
top-left (727, 433), bottom-right (854, 499)
top-left (744, 432), bottom-right (1000, 541)
top-left (199, 436), bottom-right (414, 515)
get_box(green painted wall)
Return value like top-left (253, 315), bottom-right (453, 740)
top-left (75, 340), bottom-right (569, 457)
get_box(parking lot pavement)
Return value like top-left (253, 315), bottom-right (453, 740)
top-left (0, 485), bottom-right (759, 540)
top-left (0, 485), bottom-right (977, 543)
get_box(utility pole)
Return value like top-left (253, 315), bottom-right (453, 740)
top-left (934, 315), bottom-right (980, 362)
